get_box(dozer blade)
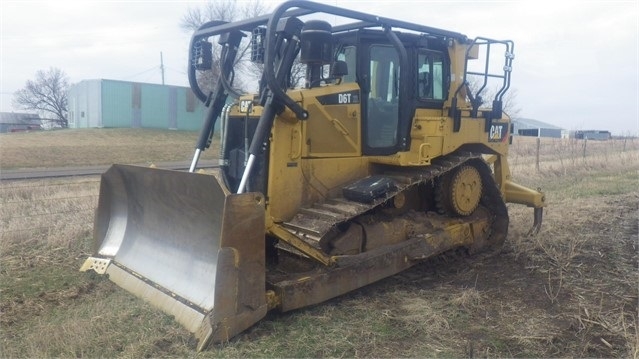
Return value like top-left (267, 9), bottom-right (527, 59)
top-left (80, 164), bottom-right (267, 351)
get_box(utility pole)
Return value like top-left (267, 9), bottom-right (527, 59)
top-left (160, 52), bottom-right (165, 85)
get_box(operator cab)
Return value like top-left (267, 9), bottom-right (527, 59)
top-left (333, 30), bottom-right (450, 155)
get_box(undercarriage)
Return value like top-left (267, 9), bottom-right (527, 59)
top-left (266, 152), bottom-right (509, 312)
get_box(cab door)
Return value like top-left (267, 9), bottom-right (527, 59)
top-left (362, 44), bottom-right (401, 155)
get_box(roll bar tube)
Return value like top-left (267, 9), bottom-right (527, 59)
top-left (188, 0), bottom-right (468, 111)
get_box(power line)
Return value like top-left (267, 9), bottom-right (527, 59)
top-left (165, 66), bottom-right (187, 75)
top-left (122, 66), bottom-right (158, 81)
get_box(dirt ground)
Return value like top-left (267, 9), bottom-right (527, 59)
top-left (436, 194), bottom-right (637, 358)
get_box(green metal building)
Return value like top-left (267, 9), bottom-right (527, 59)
top-left (67, 79), bottom-right (206, 130)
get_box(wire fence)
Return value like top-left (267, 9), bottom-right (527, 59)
top-left (508, 137), bottom-right (638, 178)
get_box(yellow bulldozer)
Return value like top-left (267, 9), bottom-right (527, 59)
top-left (81, 0), bottom-right (545, 351)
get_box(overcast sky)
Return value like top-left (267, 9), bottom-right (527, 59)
top-left (1, 0), bottom-right (637, 135)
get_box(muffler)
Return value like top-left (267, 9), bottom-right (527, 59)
top-left (80, 164), bottom-right (267, 350)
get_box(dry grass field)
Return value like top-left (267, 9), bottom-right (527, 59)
top-left (0, 128), bottom-right (219, 169)
top-left (1, 129), bottom-right (637, 358)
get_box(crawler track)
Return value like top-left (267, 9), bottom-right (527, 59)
top-left (281, 151), bottom-right (508, 255)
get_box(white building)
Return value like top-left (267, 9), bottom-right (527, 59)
top-left (67, 79), bottom-right (205, 130)
top-left (512, 118), bottom-right (563, 138)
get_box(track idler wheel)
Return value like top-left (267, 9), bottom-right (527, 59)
top-left (436, 164), bottom-right (482, 217)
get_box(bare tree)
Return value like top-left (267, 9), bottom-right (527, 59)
top-left (13, 67), bottom-right (69, 127)
top-left (501, 88), bottom-right (521, 118)
top-left (181, 0), bottom-right (269, 95)
top-left (181, 0), bottom-right (259, 32)
top-left (466, 78), bottom-right (521, 119)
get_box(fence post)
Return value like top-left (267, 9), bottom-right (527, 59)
top-left (536, 137), bottom-right (540, 172)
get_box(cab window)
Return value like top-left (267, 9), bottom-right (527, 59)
top-left (336, 46), bottom-right (357, 83)
top-left (417, 51), bottom-right (445, 100)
